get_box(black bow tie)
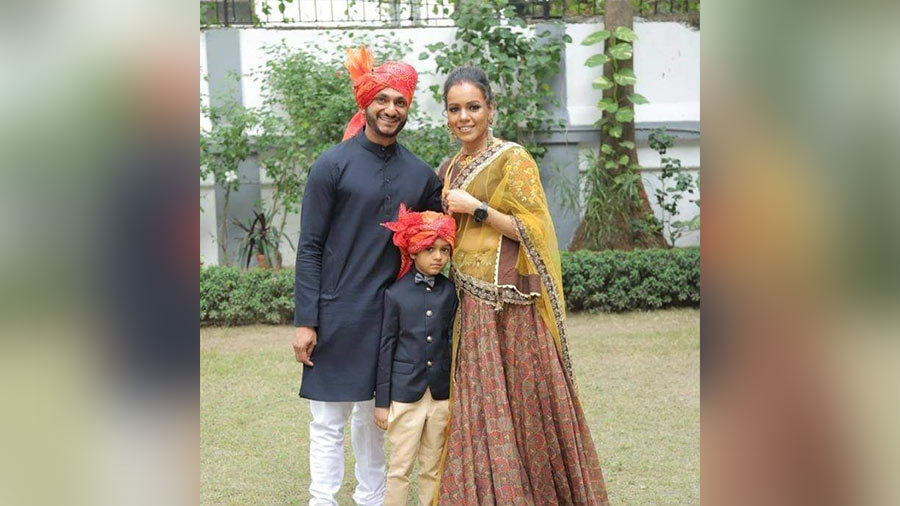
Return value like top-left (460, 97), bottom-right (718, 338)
top-left (414, 272), bottom-right (435, 288)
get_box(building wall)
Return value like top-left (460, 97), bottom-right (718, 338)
top-left (200, 19), bottom-right (700, 265)
top-left (200, 31), bottom-right (220, 266)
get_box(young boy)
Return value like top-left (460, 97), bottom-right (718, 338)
top-left (376, 204), bottom-right (457, 506)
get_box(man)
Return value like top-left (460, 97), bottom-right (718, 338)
top-left (291, 45), bottom-right (443, 506)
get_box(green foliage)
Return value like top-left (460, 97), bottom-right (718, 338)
top-left (200, 266), bottom-right (240, 323)
top-left (200, 2), bottom-right (216, 27)
top-left (234, 208), bottom-right (294, 269)
top-left (648, 128), bottom-right (699, 245)
top-left (524, 0), bottom-right (699, 18)
top-left (635, 0), bottom-right (701, 16)
top-left (571, 24), bottom-right (664, 249)
top-left (201, 89), bottom-right (258, 262)
top-left (200, 95), bottom-right (256, 192)
top-left (581, 29), bottom-right (611, 46)
top-left (398, 121), bottom-right (455, 169)
top-left (259, 0), bottom-right (295, 21)
top-left (201, 248), bottom-right (700, 325)
top-left (562, 247), bottom-right (700, 312)
top-left (254, 40), bottom-right (357, 231)
top-left (422, 0), bottom-right (568, 159)
top-left (201, 267), bottom-right (296, 325)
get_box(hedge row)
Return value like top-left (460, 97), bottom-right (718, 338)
top-left (200, 266), bottom-right (296, 326)
top-left (201, 247), bottom-right (699, 325)
top-left (560, 247), bottom-right (699, 312)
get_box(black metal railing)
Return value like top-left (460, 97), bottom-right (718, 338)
top-left (201, 0), bottom-right (454, 26)
top-left (635, 0), bottom-right (700, 16)
top-left (201, 0), bottom-right (699, 27)
top-left (513, 0), bottom-right (700, 19)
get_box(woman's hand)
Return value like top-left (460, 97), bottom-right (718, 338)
top-left (446, 188), bottom-right (520, 241)
top-left (445, 189), bottom-right (482, 215)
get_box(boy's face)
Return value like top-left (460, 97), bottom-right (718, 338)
top-left (411, 237), bottom-right (451, 276)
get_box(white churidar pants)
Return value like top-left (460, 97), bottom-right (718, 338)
top-left (308, 399), bottom-right (385, 506)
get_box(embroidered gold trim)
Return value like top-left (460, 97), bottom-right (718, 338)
top-left (448, 139), bottom-right (513, 193)
top-left (493, 238), bottom-right (542, 299)
top-left (510, 216), bottom-right (575, 383)
top-left (451, 266), bottom-right (538, 307)
top-left (492, 230), bottom-right (503, 284)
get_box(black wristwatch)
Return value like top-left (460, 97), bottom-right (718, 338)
top-left (473, 201), bottom-right (489, 223)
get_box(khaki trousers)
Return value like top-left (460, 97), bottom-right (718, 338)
top-left (384, 388), bottom-right (450, 506)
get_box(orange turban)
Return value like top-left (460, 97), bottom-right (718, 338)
top-left (381, 203), bottom-right (456, 280)
top-left (342, 45), bottom-right (418, 141)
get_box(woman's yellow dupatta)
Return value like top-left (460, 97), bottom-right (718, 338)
top-left (430, 140), bottom-right (574, 504)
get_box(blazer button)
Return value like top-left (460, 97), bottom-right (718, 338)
top-left (426, 310), bottom-right (433, 317)
top-left (426, 335), bottom-right (433, 343)
top-left (426, 361), bottom-right (433, 367)
top-left (426, 287), bottom-right (432, 291)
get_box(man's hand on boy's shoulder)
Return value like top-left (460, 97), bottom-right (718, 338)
top-left (374, 407), bottom-right (389, 431)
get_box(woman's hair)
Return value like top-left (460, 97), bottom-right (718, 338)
top-left (442, 66), bottom-right (494, 107)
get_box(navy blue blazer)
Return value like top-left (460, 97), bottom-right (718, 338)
top-left (375, 270), bottom-right (457, 407)
top-left (294, 130), bottom-right (443, 401)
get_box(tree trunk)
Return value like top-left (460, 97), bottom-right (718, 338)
top-left (570, 0), bottom-right (668, 251)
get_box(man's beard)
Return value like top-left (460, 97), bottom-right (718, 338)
top-left (365, 108), bottom-right (407, 138)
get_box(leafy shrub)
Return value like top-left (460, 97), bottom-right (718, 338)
top-left (201, 267), bottom-right (295, 325)
top-left (421, 0), bottom-right (569, 159)
top-left (201, 247), bottom-right (699, 325)
top-left (561, 247), bottom-right (699, 312)
top-left (398, 122), bottom-right (455, 170)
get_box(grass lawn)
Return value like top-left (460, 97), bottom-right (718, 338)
top-left (201, 308), bottom-right (699, 505)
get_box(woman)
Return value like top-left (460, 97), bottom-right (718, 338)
top-left (436, 66), bottom-right (610, 505)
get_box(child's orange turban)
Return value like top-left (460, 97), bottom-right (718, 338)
top-left (382, 203), bottom-right (456, 280)
top-left (342, 45), bottom-right (418, 141)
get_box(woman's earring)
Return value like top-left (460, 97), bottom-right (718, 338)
top-left (448, 125), bottom-right (456, 145)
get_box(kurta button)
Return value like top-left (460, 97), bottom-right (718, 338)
top-left (426, 310), bottom-right (433, 317)
top-left (426, 336), bottom-right (433, 343)
top-left (426, 287), bottom-right (432, 292)
top-left (426, 361), bottom-right (433, 367)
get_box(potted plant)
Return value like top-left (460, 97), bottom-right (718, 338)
top-left (234, 209), bottom-right (293, 269)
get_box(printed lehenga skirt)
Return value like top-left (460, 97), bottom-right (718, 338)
top-left (438, 293), bottom-right (610, 505)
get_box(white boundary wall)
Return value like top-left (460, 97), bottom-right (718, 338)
top-left (200, 31), bottom-right (220, 266)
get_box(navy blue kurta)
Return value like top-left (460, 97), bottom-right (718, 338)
top-left (294, 129), bottom-right (443, 401)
